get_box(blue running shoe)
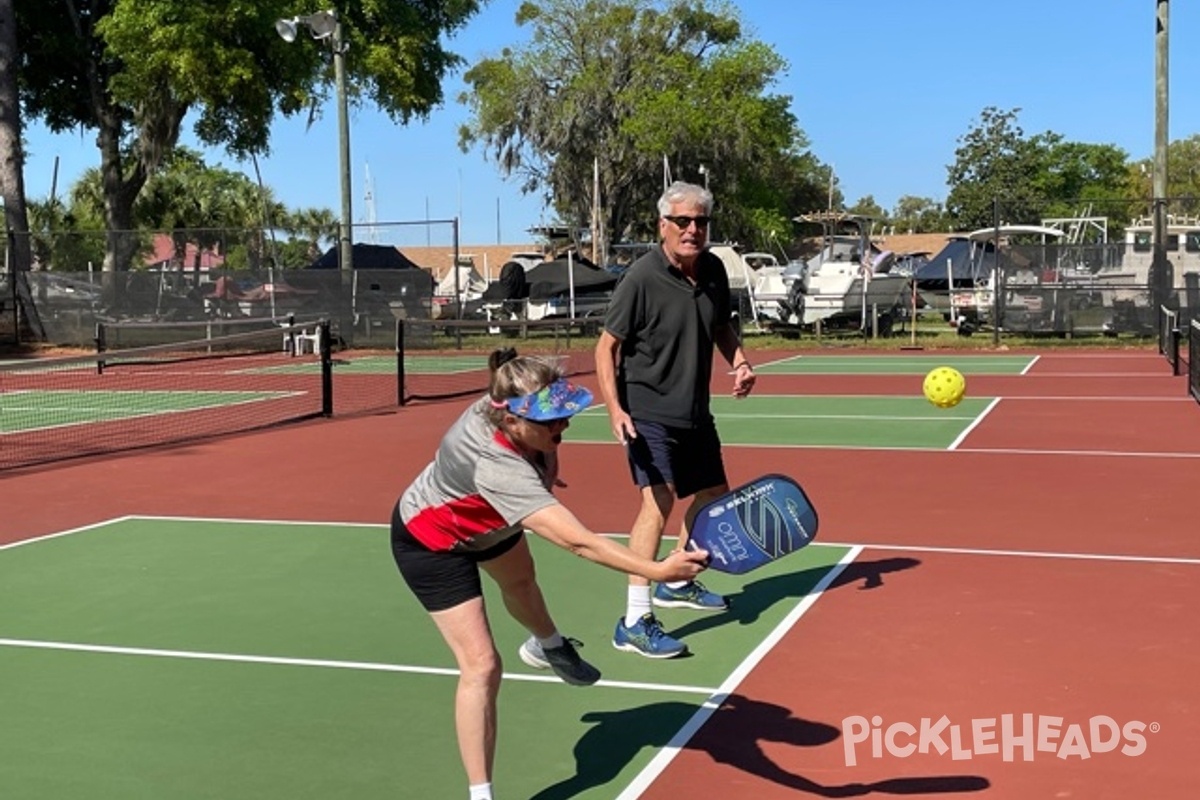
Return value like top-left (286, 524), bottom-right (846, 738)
top-left (653, 580), bottom-right (728, 611)
top-left (612, 613), bottom-right (687, 659)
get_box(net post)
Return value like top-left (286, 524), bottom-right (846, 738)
top-left (286, 313), bottom-right (296, 356)
top-left (319, 320), bottom-right (333, 417)
top-left (396, 318), bottom-right (407, 407)
top-left (94, 322), bottom-right (107, 374)
top-left (1190, 319), bottom-right (1200, 404)
top-left (1171, 324), bottom-right (1182, 376)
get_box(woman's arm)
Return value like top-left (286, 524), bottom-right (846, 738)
top-left (522, 502), bottom-right (707, 582)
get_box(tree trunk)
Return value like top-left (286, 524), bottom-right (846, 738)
top-left (0, 0), bottom-right (32, 272)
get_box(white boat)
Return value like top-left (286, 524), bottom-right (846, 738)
top-left (1017, 213), bottom-right (1200, 334)
top-left (914, 225), bottom-right (1072, 333)
top-left (789, 212), bottom-right (911, 330)
top-left (739, 251), bottom-right (794, 326)
top-left (1112, 214), bottom-right (1200, 304)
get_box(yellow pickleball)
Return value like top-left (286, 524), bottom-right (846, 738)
top-left (923, 366), bottom-right (966, 408)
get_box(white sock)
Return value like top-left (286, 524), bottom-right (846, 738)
top-left (537, 631), bottom-right (564, 650)
top-left (625, 585), bottom-right (652, 627)
top-left (665, 580), bottom-right (690, 589)
top-left (468, 782), bottom-right (493, 800)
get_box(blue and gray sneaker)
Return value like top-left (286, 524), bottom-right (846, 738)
top-left (612, 613), bottom-right (688, 659)
top-left (653, 580), bottom-right (729, 611)
top-left (519, 636), bottom-right (601, 686)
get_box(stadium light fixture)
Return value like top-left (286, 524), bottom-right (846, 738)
top-left (276, 10), bottom-right (353, 274)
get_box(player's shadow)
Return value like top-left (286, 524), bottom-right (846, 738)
top-left (528, 693), bottom-right (989, 799)
top-left (668, 557), bottom-right (921, 640)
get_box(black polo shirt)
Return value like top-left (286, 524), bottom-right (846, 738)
top-left (603, 244), bottom-right (732, 427)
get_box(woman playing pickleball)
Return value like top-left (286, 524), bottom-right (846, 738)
top-left (390, 348), bottom-right (708, 800)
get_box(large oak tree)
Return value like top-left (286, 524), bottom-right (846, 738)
top-left (11, 0), bottom-right (483, 274)
top-left (458, 0), bottom-right (818, 258)
top-left (945, 107), bottom-right (1130, 230)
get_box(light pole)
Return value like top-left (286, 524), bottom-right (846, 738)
top-left (276, 10), bottom-right (353, 275)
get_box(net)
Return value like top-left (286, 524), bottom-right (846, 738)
top-left (0, 323), bottom-right (332, 471)
top-left (397, 318), bottom-right (598, 404)
top-left (96, 316), bottom-right (403, 418)
top-left (1190, 320), bottom-right (1200, 406)
top-left (1157, 305), bottom-right (1180, 375)
top-left (96, 314), bottom-right (326, 350)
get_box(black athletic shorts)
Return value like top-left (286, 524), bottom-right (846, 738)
top-left (390, 503), bottom-right (523, 613)
top-left (625, 417), bottom-right (727, 498)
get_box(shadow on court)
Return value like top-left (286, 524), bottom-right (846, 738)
top-left (668, 558), bottom-right (922, 640)
top-left (529, 693), bottom-right (989, 798)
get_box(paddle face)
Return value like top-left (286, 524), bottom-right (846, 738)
top-left (687, 474), bottom-right (818, 574)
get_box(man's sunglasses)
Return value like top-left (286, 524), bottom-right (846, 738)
top-left (663, 214), bottom-right (711, 231)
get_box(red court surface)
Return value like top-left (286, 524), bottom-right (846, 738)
top-left (2, 347), bottom-right (1197, 798)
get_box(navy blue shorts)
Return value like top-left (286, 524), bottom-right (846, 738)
top-left (625, 418), bottom-right (727, 498)
top-left (390, 504), bottom-right (523, 612)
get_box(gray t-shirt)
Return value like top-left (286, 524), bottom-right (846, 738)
top-left (603, 245), bottom-right (732, 427)
top-left (398, 397), bottom-right (558, 552)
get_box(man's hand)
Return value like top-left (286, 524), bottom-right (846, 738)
top-left (609, 409), bottom-right (637, 443)
top-left (732, 362), bottom-right (756, 398)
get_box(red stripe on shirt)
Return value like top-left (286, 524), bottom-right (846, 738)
top-left (406, 494), bottom-right (511, 551)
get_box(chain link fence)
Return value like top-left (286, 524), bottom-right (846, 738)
top-left (3, 220), bottom-right (458, 349)
top-left (917, 197), bottom-right (1200, 339)
top-left (9, 199), bottom-right (1200, 348)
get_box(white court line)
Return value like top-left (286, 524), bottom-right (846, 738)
top-left (827, 541), bottom-right (1200, 566)
top-left (0, 391), bottom-right (306, 436)
top-left (760, 371), bottom-right (1175, 377)
top-left (615, 545), bottom-right (865, 800)
top-left (571, 439), bottom-right (1200, 459)
top-left (976, 395), bottom-right (1190, 401)
top-left (760, 353), bottom-right (1162, 361)
top-left (956, 446), bottom-right (1200, 459)
top-left (1020, 355), bottom-right (1040, 374)
top-left (0, 515), bottom-right (386, 553)
top-left (714, 413), bottom-right (979, 421)
top-left (0, 638), bottom-right (721, 695)
top-left (1002, 371), bottom-right (1177, 377)
top-left (23, 520), bottom-right (1196, 565)
top-left (948, 397), bottom-right (1001, 450)
top-left (130, 514), bottom-right (385, 528)
top-left (16, 519), bottom-right (1200, 559)
top-left (0, 516), bottom-right (137, 551)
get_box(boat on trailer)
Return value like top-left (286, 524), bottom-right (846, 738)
top-left (788, 212), bottom-right (911, 331)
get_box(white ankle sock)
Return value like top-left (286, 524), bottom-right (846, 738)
top-left (468, 782), bottom-right (493, 800)
top-left (625, 585), bottom-right (652, 627)
top-left (537, 631), bottom-right (564, 650)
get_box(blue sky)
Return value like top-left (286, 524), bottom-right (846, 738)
top-left (20, 0), bottom-right (1200, 245)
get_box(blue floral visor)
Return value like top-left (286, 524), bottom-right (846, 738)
top-left (504, 379), bottom-right (593, 421)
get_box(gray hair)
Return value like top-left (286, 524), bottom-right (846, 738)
top-left (657, 181), bottom-right (713, 216)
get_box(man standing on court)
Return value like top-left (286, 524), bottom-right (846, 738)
top-left (595, 180), bottom-right (757, 658)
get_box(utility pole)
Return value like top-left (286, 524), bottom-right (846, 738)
top-left (1152, 0), bottom-right (1172, 310)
